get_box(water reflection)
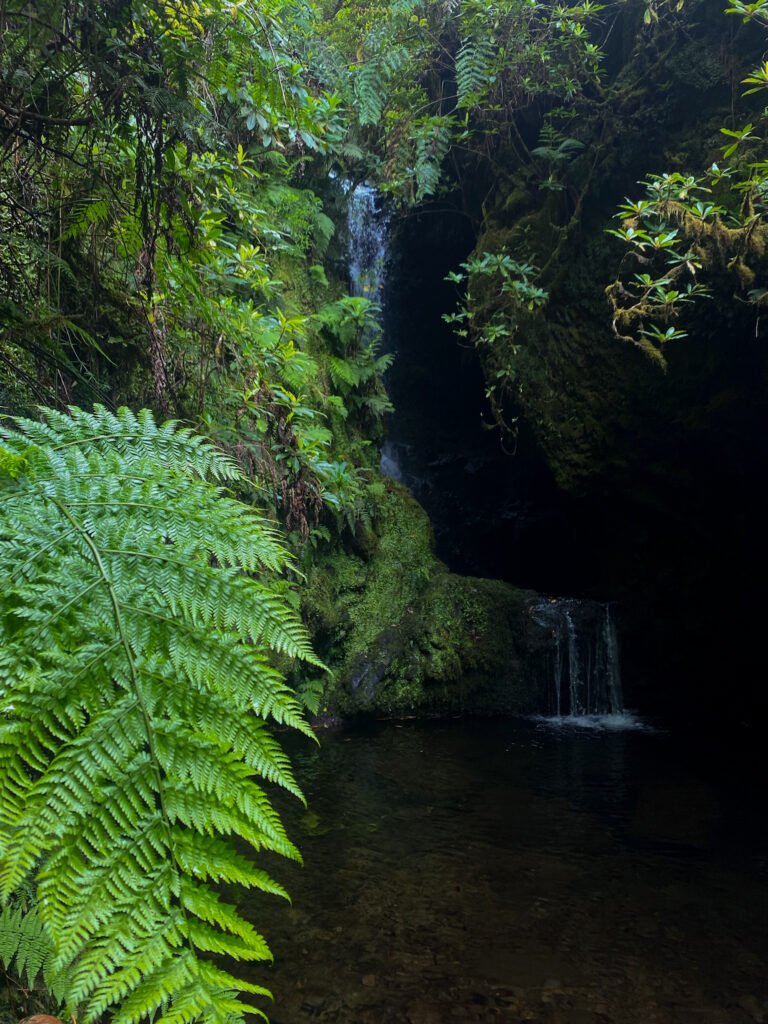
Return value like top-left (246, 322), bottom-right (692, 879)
top-left (244, 719), bottom-right (768, 1024)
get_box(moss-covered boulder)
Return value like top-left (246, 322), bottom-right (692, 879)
top-left (303, 481), bottom-right (547, 716)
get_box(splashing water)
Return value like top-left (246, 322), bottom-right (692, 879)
top-left (530, 598), bottom-right (634, 726)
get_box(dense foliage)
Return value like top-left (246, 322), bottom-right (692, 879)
top-left (607, 1), bottom-right (768, 364)
top-left (0, 0), bottom-right (392, 546)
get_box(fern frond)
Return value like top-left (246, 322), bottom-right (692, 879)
top-left (60, 198), bottom-right (111, 241)
top-left (354, 62), bottom-right (385, 126)
top-left (359, 393), bottom-right (394, 417)
top-left (328, 355), bottom-right (361, 390)
top-left (0, 405), bottom-right (321, 1024)
top-left (0, 904), bottom-right (57, 991)
top-left (414, 118), bottom-right (452, 201)
top-left (2, 405), bottom-right (240, 481)
top-left (455, 39), bottom-right (496, 108)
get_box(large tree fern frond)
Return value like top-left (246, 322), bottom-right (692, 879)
top-left (0, 405), bottom-right (321, 1024)
top-left (2, 405), bottom-right (241, 482)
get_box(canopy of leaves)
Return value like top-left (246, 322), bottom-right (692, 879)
top-left (0, 0), bottom-right (383, 544)
top-left (312, 0), bottom-right (604, 202)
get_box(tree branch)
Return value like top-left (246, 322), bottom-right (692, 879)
top-left (0, 99), bottom-right (92, 127)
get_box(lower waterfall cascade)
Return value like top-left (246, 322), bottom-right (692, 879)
top-left (530, 598), bottom-right (625, 719)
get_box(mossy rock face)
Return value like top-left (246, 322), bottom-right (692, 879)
top-left (303, 481), bottom-right (549, 716)
top-left (450, 0), bottom-right (768, 497)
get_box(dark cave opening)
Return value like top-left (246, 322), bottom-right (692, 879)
top-left (383, 201), bottom-right (585, 594)
top-left (383, 200), bottom-right (768, 727)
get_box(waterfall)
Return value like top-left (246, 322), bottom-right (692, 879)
top-left (346, 182), bottom-right (408, 484)
top-left (531, 598), bottom-right (624, 719)
top-left (602, 604), bottom-right (624, 714)
top-left (347, 182), bottom-right (389, 306)
top-left (565, 608), bottom-right (583, 716)
top-left (380, 439), bottom-right (404, 482)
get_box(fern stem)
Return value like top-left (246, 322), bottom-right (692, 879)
top-left (47, 498), bottom-right (192, 939)
top-left (64, 639), bottom-right (123, 687)
top-left (51, 432), bottom-right (162, 452)
top-left (59, 500), bottom-right (194, 512)
top-left (101, 548), bottom-right (219, 569)
top-left (9, 524), bottom-right (80, 581)
top-left (26, 578), bottom-right (103, 645)
top-left (120, 602), bottom-right (204, 629)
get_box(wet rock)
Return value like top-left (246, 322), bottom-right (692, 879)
top-left (541, 979), bottom-right (564, 1004)
top-left (301, 993), bottom-right (326, 1016)
top-left (406, 998), bottom-right (443, 1024)
top-left (738, 995), bottom-right (767, 1022)
top-left (303, 484), bottom-right (543, 717)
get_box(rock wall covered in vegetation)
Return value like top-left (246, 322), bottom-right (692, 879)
top-left (302, 483), bottom-right (547, 716)
top-left (437, 0), bottom-right (768, 720)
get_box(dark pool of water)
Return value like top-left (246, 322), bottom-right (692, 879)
top-left (242, 717), bottom-right (768, 1024)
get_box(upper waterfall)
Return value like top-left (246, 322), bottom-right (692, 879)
top-left (346, 181), bottom-right (407, 485)
top-left (347, 182), bottom-right (389, 307)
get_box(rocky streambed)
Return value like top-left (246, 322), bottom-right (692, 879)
top-left (243, 718), bottom-right (768, 1024)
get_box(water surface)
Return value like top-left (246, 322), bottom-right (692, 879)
top-left (246, 718), bottom-right (768, 1024)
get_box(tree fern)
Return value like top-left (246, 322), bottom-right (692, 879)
top-left (0, 405), bottom-right (321, 1024)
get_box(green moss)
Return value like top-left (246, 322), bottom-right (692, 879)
top-left (302, 481), bottom-right (540, 716)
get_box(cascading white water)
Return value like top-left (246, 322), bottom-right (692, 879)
top-left (565, 609), bottom-right (583, 716)
top-left (531, 598), bottom-right (625, 720)
top-left (347, 182), bottom-right (389, 306)
top-left (602, 604), bottom-right (623, 712)
top-left (553, 629), bottom-right (563, 717)
top-left (346, 182), bottom-right (408, 484)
